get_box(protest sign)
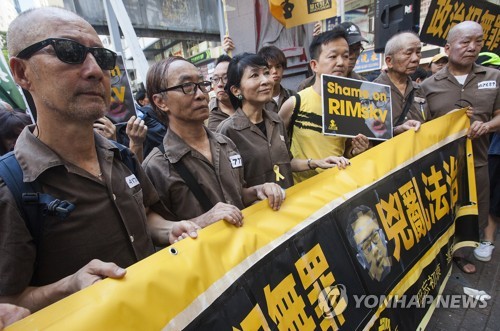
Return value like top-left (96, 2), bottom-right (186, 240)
top-left (322, 75), bottom-right (393, 140)
top-left (108, 54), bottom-right (136, 123)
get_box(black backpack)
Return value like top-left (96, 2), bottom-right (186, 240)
top-left (0, 141), bottom-right (137, 249)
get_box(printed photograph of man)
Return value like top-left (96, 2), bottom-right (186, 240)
top-left (346, 205), bottom-right (392, 282)
top-left (359, 82), bottom-right (392, 140)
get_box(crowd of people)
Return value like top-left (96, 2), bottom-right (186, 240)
top-left (0, 6), bottom-right (498, 328)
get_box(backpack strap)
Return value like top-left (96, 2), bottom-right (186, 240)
top-left (287, 93), bottom-right (301, 143)
top-left (395, 89), bottom-right (416, 127)
top-left (0, 152), bottom-right (75, 249)
top-left (111, 140), bottom-right (138, 175)
top-left (157, 143), bottom-right (214, 212)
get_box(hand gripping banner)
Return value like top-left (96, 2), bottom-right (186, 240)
top-left (8, 109), bottom-right (478, 331)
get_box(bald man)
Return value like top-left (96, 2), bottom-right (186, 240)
top-left (421, 21), bottom-right (500, 273)
top-left (1, 7), bottom-right (199, 312)
top-left (374, 32), bottom-right (424, 135)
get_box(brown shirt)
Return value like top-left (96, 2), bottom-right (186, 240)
top-left (143, 127), bottom-right (245, 221)
top-left (217, 108), bottom-right (294, 189)
top-left (420, 64), bottom-right (500, 166)
top-left (374, 70), bottom-right (427, 123)
top-left (0, 127), bottom-right (158, 295)
top-left (263, 85), bottom-right (294, 114)
top-left (207, 98), bottom-right (231, 132)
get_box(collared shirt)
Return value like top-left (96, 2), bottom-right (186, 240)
top-left (0, 126), bottom-right (157, 295)
top-left (374, 70), bottom-right (427, 123)
top-left (263, 85), bottom-right (295, 114)
top-left (217, 108), bottom-right (294, 189)
top-left (143, 127), bottom-right (245, 221)
top-left (207, 98), bottom-right (231, 132)
top-left (421, 64), bottom-right (500, 166)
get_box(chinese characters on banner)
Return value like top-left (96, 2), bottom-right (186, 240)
top-left (420, 0), bottom-right (499, 53)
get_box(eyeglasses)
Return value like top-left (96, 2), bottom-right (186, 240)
top-left (210, 75), bottom-right (228, 85)
top-left (358, 228), bottom-right (383, 254)
top-left (360, 98), bottom-right (387, 108)
top-left (158, 81), bottom-right (213, 95)
top-left (16, 38), bottom-right (117, 70)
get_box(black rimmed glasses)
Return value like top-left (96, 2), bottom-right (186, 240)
top-left (210, 75), bottom-right (228, 85)
top-left (360, 98), bottom-right (386, 108)
top-left (158, 81), bottom-right (213, 95)
top-left (16, 38), bottom-right (117, 70)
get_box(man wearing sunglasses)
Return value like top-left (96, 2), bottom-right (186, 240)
top-left (1, 7), bottom-right (199, 312)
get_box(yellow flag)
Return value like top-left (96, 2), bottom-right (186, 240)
top-left (269, 0), bottom-right (337, 28)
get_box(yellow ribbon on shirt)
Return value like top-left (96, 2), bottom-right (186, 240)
top-left (274, 165), bottom-right (285, 182)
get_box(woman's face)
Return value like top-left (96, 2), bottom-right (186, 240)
top-left (237, 65), bottom-right (274, 105)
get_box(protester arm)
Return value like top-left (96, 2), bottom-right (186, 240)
top-left (468, 109), bottom-right (500, 139)
top-left (0, 303), bottom-right (30, 329)
top-left (278, 97), bottom-right (295, 129)
top-left (146, 209), bottom-right (200, 245)
top-left (126, 115), bottom-right (147, 163)
top-left (290, 156), bottom-right (350, 172)
top-left (0, 260), bottom-right (126, 313)
top-left (93, 116), bottom-right (117, 141)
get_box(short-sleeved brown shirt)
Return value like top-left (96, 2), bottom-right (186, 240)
top-left (0, 127), bottom-right (158, 295)
top-left (374, 71), bottom-right (427, 123)
top-left (207, 98), bottom-right (231, 132)
top-left (421, 64), bottom-right (500, 166)
top-left (217, 108), bottom-right (294, 189)
top-left (143, 127), bottom-right (245, 221)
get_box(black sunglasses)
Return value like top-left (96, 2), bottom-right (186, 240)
top-left (158, 81), bottom-right (213, 95)
top-left (16, 38), bottom-right (117, 70)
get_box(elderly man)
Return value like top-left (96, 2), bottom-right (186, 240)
top-left (1, 7), bottom-right (198, 312)
top-left (279, 27), bottom-right (370, 183)
top-left (421, 21), bottom-right (500, 272)
top-left (373, 32), bottom-right (423, 135)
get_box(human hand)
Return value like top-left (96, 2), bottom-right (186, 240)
top-left (169, 220), bottom-right (201, 244)
top-left (67, 259), bottom-right (126, 294)
top-left (394, 120), bottom-right (421, 135)
top-left (93, 116), bottom-right (117, 140)
top-left (315, 156), bottom-right (351, 170)
top-left (256, 183), bottom-right (285, 211)
top-left (468, 120), bottom-right (489, 139)
top-left (313, 21), bottom-right (322, 36)
top-left (351, 134), bottom-right (370, 156)
top-left (222, 35), bottom-right (235, 54)
top-left (0, 303), bottom-right (30, 329)
top-left (200, 202), bottom-right (243, 228)
top-left (465, 106), bottom-right (474, 118)
top-left (126, 115), bottom-right (147, 147)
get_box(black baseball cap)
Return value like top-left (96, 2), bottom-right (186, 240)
top-left (339, 22), bottom-right (368, 45)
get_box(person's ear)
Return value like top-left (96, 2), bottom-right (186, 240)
top-left (152, 93), bottom-right (169, 114)
top-left (230, 85), bottom-right (241, 99)
top-left (9, 58), bottom-right (31, 90)
top-left (310, 59), bottom-right (319, 73)
top-left (444, 43), bottom-right (451, 56)
top-left (385, 55), bottom-right (393, 69)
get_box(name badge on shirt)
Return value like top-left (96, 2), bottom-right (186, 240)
top-left (280, 135), bottom-right (285, 142)
top-left (126, 174), bottom-right (140, 188)
top-left (478, 81), bottom-right (496, 89)
top-left (229, 154), bottom-right (243, 168)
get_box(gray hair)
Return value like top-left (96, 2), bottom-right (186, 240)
top-left (384, 31), bottom-right (420, 56)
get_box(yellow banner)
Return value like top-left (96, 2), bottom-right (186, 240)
top-left (8, 109), bottom-right (474, 330)
top-left (269, 0), bottom-right (337, 28)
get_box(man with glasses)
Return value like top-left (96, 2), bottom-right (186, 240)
top-left (373, 32), bottom-right (424, 136)
top-left (207, 55), bottom-right (236, 131)
top-left (0, 7), bottom-right (199, 312)
top-left (143, 57), bottom-right (285, 229)
top-left (346, 205), bottom-right (392, 282)
top-left (297, 22), bottom-right (368, 91)
top-left (421, 21), bottom-right (500, 272)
